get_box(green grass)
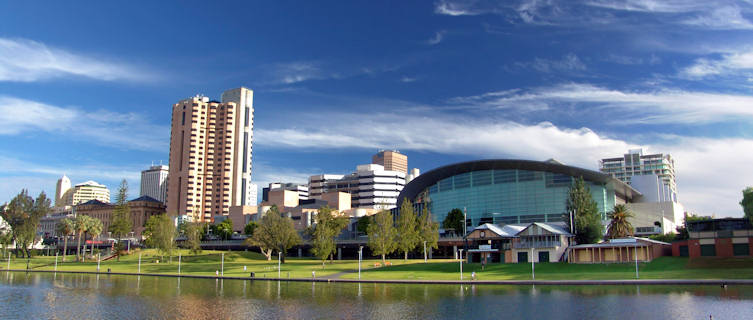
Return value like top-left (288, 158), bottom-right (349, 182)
top-left (3, 250), bottom-right (752, 281)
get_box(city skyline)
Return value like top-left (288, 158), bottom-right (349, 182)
top-left (0, 1), bottom-right (752, 217)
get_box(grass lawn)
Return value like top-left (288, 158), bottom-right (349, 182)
top-left (3, 250), bottom-right (753, 281)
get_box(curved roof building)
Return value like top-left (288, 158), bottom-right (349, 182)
top-left (397, 159), bottom-right (641, 230)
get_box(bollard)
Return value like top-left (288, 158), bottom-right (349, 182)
top-left (250, 272), bottom-right (255, 278)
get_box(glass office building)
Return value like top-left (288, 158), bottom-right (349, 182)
top-left (397, 160), bottom-right (640, 229)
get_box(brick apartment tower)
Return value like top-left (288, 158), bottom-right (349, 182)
top-left (372, 150), bottom-right (407, 173)
top-left (166, 87), bottom-right (254, 222)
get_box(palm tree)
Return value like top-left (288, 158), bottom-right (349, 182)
top-left (87, 218), bottom-right (103, 258)
top-left (55, 218), bottom-right (75, 262)
top-left (74, 215), bottom-right (89, 261)
top-left (606, 204), bottom-right (634, 239)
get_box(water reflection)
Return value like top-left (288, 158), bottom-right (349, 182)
top-left (0, 272), bottom-right (751, 319)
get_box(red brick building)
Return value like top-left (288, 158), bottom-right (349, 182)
top-left (672, 218), bottom-right (753, 258)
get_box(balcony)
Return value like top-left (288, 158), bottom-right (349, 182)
top-left (514, 241), bottom-right (561, 249)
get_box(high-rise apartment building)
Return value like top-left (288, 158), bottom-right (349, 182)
top-left (372, 150), bottom-right (408, 173)
top-left (166, 87), bottom-right (255, 221)
top-left (140, 165), bottom-right (169, 203)
top-left (55, 174), bottom-right (71, 207)
top-left (600, 149), bottom-right (677, 201)
top-left (62, 180), bottom-right (111, 206)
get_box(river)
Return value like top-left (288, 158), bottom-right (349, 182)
top-left (0, 272), bottom-right (751, 319)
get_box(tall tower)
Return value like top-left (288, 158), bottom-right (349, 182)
top-left (166, 87), bottom-right (254, 222)
top-left (140, 165), bottom-right (169, 203)
top-left (372, 150), bottom-right (408, 174)
top-left (55, 174), bottom-right (71, 207)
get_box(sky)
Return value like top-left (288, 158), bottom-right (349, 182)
top-left (0, 0), bottom-right (752, 217)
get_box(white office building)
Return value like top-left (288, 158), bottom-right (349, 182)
top-left (140, 165), bottom-right (169, 203)
top-left (308, 164), bottom-right (405, 210)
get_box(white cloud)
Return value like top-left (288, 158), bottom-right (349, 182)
top-left (257, 110), bottom-right (751, 216)
top-left (518, 53), bottom-right (587, 73)
top-left (426, 30), bottom-right (447, 45)
top-left (0, 96), bottom-right (168, 151)
top-left (681, 49), bottom-right (753, 79)
top-left (434, 0), bottom-right (486, 16)
top-left (0, 156), bottom-right (143, 203)
top-left (681, 5), bottom-right (753, 30)
top-left (0, 37), bottom-right (154, 82)
top-left (447, 83), bottom-right (753, 124)
top-left (400, 76), bottom-right (418, 83)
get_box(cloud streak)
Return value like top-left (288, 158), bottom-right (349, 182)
top-left (681, 48), bottom-right (753, 79)
top-left (0, 37), bottom-right (154, 82)
top-left (0, 96), bottom-right (168, 151)
top-left (426, 30), bottom-right (447, 45)
top-left (256, 110), bottom-right (753, 216)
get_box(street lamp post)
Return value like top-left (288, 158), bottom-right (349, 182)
top-left (423, 241), bottom-right (427, 263)
top-left (358, 246), bottom-right (363, 280)
top-left (221, 252), bottom-right (225, 277)
top-left (634, 244), bottom-right (639, 279)
top-left (531, 247), bottom-right (535, 280)
top-left (278, 252), bottom-right (282, 278)
top-left (459, 249), bottom-right (464, 280)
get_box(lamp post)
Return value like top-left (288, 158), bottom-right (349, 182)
top-left (178, 254), bottom-right (182, 275)
top-left (221, 252), bottom-right (225, 277)
top-left (531, 247), bottom-right (535, 280)
top-left (278, 252), bottom-right (282, 278)
top-left (423, 241), bottom-right (427, 263)
top-left (459, 249), bottom-right (464, 280)
top-left (97, 253), bottom-right (101, 272)
top-left (138, 253), bottom-right (142, 274)
top-left (634, 243), bottom-right (639, 279)
top-left (54, 252), bottom-right (58, 272)
top-left (358, 246), bottom-right (363, 280)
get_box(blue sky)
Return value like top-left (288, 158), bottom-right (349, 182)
top-left (1, 1), bottom-right (752, 217)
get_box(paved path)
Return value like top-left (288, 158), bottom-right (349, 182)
top-left (320, 269), bottom-right (358, 279)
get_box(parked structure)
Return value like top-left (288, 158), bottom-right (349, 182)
top-left (672, 218), bottom-right (753, 258)
top-left (140, 165), bottom-right (169, 203)
top-left (570, 238), bottom-right (670, 264)
top-left (166, 87), bottom-right (255, 222)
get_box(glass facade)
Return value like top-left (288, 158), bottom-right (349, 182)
top-left (425, 169), bottom-right (615, 227)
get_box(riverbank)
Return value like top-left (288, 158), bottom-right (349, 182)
top-left (3, 249), bottom-right (753, 283)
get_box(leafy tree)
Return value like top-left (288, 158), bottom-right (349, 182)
top-left (741, 187), bottom-right (753, 222)
top-left (310, 206), bottom-right (348, 266)
top-left (605, 204), bottom-right (634, 239)
top-left (82, 217), bottom-right (103, 260)
top-left (212, 219), bottom-right (233, 240)
top-left (247, 205), bottom-right (301, 262)
top-left (0, 230), bottom-right (12, 260)
top-left (73, 214), bottom-right (92, 261)
top-left (356, 215), bottom-right (370, 235)
top-left (565, 177), bottom-right (603, 244)
top-left (367, 209), bottom-right (397, 264)
top-left (396, 199), bottom-right (420, 260)
top-left (442, 208), bottom-right (465, 236)
top-left (675, 214), bottom-right (712, 240)
top-left (109, 180), bottom-right (133, 261)
top-left (143, 214), bottom-right (176, 259)
top-left (418, 205), bottom-right (439, 254)
top-left (648, 233), bottom-right (677, 243)
top-left (181, 221), bottom-right (203, 254)
top-left (244, 221), bottom-right (258, 236)
top-left (56, 218), bottom-right (75, 262)
top-left (1, 190), bottom-right (49, 259)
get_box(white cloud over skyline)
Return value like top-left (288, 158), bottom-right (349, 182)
top-left (0, 37), bottom-right (154, 82)
top-left (0, 96), bottom-right (168, 151)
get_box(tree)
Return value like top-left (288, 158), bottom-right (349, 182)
top-left (212, 219), bottom-right (233, 240)
top-left (1, 190), bottom-right (48, 259)
top-left (741, 187), bottom-right (753, 222)
top-left (56, 218), bottom-right (75, 262)
top-left (356, 215), bottom-right (370, 235)
top-left (82, 216), bottom-right (103, 260)
top-left (181, 221), bottom-right (203, 255)
top-left (565, 177), bottom-right (603, 244)
top-left (310, 206), bottom-right (348, 266)
top-left (395, 199), bottom-right (420, 260)
top-left (442, 208), bottom-right (465, 236)
top-left (418, 205), bottom-right (439, 254)
top-left (73, 215), bottom-right (91, 261)
top-left (244, 221), bottom-right (258, 236)
top-left (247, 206), bottom-right (301, 262)
top-left (367, 209), bottom-right (397, 264)
top-left (109, 180), bottom-right (133, 261)
top-left (143, 214), bottom-right (176, 259)
top-left (606, 204), bottom-right (634, 239)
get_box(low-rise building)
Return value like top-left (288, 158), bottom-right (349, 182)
top-left (75, 196), bottom-right (166, 239)
top-left (466, 222), bottom-right (573, 263)
top-left (672, 218), bottom-right (753, 258)
top-left (570, 238), bottom-right (670, 264)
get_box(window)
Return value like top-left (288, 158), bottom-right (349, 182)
top-left (494, 170), bottom-right (516, 183)
top-left (517, 252), bottom-right (528, 263)
top-left (538, 251), bottom-right (550, 263)
top-left (700, 244), bottom-right (716, 257)
top-left (733, 243), bottom-right (750, 256)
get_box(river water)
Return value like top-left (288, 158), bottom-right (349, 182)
top-left (0, 272), bottom-right (752, 319)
